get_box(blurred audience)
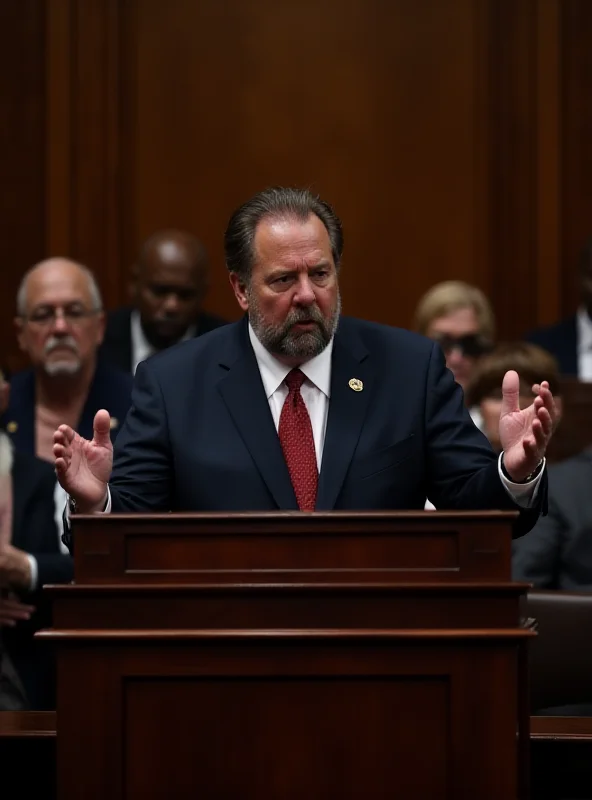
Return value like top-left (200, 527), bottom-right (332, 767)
top-left (1, 257), bottom-right (132, 461)
top-left (100, 230), bottom-right (228, 373)
top-left (465, 342), bottom-right (562, 453)
top-left (414, 280), bottom-right (494, 404)
top-left (0, 367), bottom-right (72, 709)
top-left (525, 238), bottom-right (592, 377)
top-left (512, 449), bottom-right (592, 590)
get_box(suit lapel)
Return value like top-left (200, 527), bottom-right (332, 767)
top-left (316, 326), bottom-right (373, 510)
top-left (217, 322), bottom-right (298, 510)
top-left (3, 371), bottom-right (36, 455)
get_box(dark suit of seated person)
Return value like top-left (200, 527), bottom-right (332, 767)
top-left (512, 450), bottom-right (592, 589)
top-left (1, 258), bottom-right (133, 461)
top-left (53, 188), bottom-right (557, 543)
top-left (100, 230), bottom-right (227, 375)
top-left (525, 238), bottom-right (592, 377)
top-left (0, 368), bottom-right (73, 708)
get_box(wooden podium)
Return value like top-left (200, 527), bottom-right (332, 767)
top-left (41, 511), bottom-right (532, 800)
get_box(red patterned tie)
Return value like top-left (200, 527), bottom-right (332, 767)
top-left (278, 369), bottom-right (318, 511)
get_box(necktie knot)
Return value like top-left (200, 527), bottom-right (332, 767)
top-left (284, 368), bottom-right (306, 393)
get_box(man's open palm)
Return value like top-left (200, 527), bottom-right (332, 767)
top-left (499, 370), bottom-right (557, 482)
top-left (53, 409), bottom-right (113, 512)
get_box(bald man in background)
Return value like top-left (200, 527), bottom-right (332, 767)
top-left (100, 230), bottom-right (228, 374)
top-left (2, 258), bottom-right (132, 460)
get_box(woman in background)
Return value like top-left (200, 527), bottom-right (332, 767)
top-left (414, 280), bottom-right (495, 399)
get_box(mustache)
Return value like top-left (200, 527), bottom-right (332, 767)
top-left (285, 306), bottom-right (324, 326)
top-left (43, 335), bottom-right (79, 355)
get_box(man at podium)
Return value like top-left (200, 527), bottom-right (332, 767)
top-left (53, 188), bottom-right (557, 541)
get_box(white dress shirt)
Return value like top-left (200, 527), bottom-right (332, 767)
top-left (93, 323), bottom-right (542, 515)
top-left (576, 306), bottom-right (592, 382)
top-left (130, 310), bottom-right (196, 375)
top-left (248, 324), bottom-right (332, 471)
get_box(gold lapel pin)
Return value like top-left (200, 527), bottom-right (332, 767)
top-left (109, 417), bottom-right (119, 430)
top-left (6, 421), bottom-right (18, 433)
top-left (348, 378), bottom-right (363, 392)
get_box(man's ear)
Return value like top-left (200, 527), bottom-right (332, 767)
top-left (95, 310), bottom-right (106, 346)
top-left (229, 272), bottom-right (249, 312)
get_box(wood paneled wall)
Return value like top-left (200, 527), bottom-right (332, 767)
top-left (1, 0), bottom-right (591, 369)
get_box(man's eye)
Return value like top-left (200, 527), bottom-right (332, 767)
top-left (31, 310), bottom-right (52, 322)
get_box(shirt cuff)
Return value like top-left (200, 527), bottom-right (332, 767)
top-left (64, 488), bottom-right (112, 521)
top-left (26, 554), bottom-right (38, 592)
top-left (497, 453), bottom-right (545, 508)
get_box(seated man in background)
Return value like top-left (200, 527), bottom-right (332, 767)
top-left (414, 280), bottom-right (495, 404)
top-left (465, 342), bottom-right (562, 453)
top-left (512, 448), bottom-right (592, 590)
top-left (1, 257), bottom-right (133, 461)
top-left (0, 367), bottom-right (72, 709)
top-left (100, 230), bottom-right (228, 374)
top-left (525, 238), bottom-right (592, 378)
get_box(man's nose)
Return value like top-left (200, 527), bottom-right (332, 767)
top-left (162, 293), bottom-right (181, 314)
top-left (446, 347), bottom-right (464, 366)
top-left (293, 277), bottom-right (316, 306)
top-left (51, 309), bottom-right (69, 333)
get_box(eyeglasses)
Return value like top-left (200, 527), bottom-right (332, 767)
top-left (21, 304), bottom-right (101, 327)
top-left (432, 333), bottom-right (492, 358)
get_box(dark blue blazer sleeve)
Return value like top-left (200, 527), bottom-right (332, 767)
top-left (109, 360), bottom-right (172, 512)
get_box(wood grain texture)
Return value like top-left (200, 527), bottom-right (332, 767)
top-left (3, 0), bottom-right (592, 366)
top-left (0, 0), bottom-right (46, 372)
top-left (47, 512), bottom-right (528, 799)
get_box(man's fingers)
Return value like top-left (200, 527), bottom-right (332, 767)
top-left (93, 409), bottom-right (112, 446)
top-left (537, 407), bottom-right (553, 436)
top-left (54, 424), bottom-right (74, 445)
top-left (55, 457), bottom-right (68, 477)
top-left (0, 601), bottom-right (33, 622)
top-left (501, 370), bottom-right (520, 415)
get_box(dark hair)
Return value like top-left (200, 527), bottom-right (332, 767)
top-left (465, 341), bottom-right (560, 407)
top-left (224, 187), bottom-right (344, 281)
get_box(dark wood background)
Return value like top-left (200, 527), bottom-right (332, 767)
top-left (1, 0), bottom-right (589, 370)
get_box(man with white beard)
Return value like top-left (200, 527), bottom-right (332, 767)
top-left (1, 258), bottom-right (132, 465)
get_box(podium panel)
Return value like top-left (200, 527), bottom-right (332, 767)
top-left (41, 512), bottom-right (531, 800)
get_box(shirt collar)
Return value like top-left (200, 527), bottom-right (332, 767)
top-left (248, 322), bottom-right (333, 399)
top-left (131, 309), bottom-right (197, 365)
top-left (576, 306), bottom-right (592, 353)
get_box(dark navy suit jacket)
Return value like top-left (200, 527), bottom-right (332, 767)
top-left (512, 450), bottom-right (592, 589)
top-left (524, 315), bottom-right (578, 376)
top-left (1, 359), bottom-right (133, 454)
top-left (108, 317), bottom-right (545, 536)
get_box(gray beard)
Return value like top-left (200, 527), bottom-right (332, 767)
top-left (248, 291), bottom-right (341, 362)
top-left (43, 359), bottom-right (82, 377)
